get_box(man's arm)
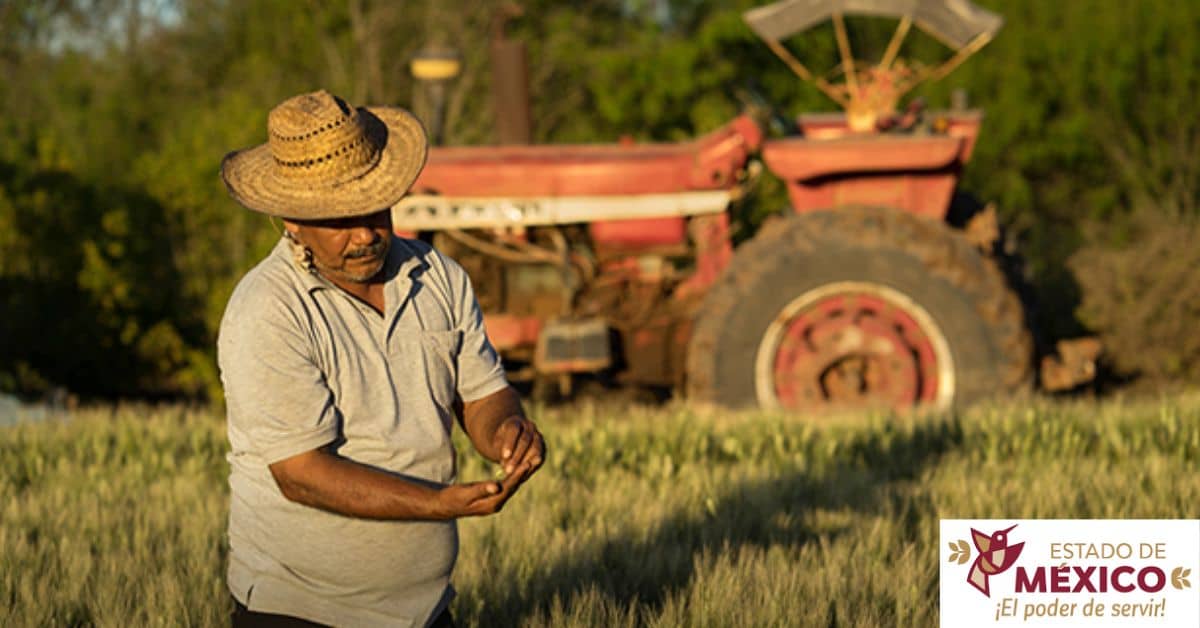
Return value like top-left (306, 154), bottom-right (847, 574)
top-left (265, 386), bottom-right (543, 521)
top-left (460, 385), bottom-right (545, 477)
top-left (437, 248), bottom-right (545, 477)
top-left (268, 445), bottom-right (534, 520)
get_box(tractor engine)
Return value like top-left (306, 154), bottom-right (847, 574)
top-left (427, 217), bottom-right (695, 390)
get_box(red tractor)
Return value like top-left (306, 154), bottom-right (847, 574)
top-left (395, 0), bottom-right (1098, 411)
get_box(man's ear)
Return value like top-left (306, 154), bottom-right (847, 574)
top-left (282, 219), bottom-right (301, 239)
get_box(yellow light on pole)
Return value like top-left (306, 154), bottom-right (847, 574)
top-left (411, 57), bottom-right (462, 82)
top-left (410, 47), bottom-right (462, 144)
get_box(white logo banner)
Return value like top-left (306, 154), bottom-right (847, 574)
top-left (940, 519), bottom-right (1200, 627)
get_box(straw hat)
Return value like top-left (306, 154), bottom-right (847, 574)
top-left (221, 90), bottom-right (428, 220)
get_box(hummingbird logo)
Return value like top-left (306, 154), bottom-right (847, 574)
top-left (957, 524), bottom-right (1024, 597)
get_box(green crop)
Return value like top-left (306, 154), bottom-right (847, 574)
top-left (3, 392), bottom-right (1198, 626)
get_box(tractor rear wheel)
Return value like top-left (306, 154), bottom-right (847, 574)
top-left (686, 207), bottom-right (1032, 411)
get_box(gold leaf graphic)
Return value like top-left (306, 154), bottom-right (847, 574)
top-left (957, 540), bottom-right (971, 565)
top-left (1171, 567), bottom-right (1192, 590)
top-left (949, 539), bottom-right (972, 565)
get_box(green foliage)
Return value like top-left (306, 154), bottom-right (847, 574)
top-left (1070, 212), bottom-right (1200, 382)
top-left (3, 394), bottom-right (1200, 625)
top-left (0, 156), bottom-right (185, 397)
top-left (1, 0), bottom-right (1196, 397)
top-left (917, 1), bottom-right (1200, 343)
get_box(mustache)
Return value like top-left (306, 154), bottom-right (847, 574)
top-left (345, 240), bottom-right (387, 259)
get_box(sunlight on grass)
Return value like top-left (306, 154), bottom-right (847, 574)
top-left (2, 393), bottom-right (1198, 626)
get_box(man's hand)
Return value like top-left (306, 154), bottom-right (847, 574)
top-left (493, 415), bottom-right (545, 478)
top-left (436, 459), bottom-right (534, 518)
top-left (461, 386), bottom-right (546, 480)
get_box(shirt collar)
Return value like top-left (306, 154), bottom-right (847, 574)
top-left (382, 237), bottom-right (428, 325)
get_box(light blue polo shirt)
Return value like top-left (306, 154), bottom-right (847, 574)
top-left (218, 236), bottom-right (508, 627)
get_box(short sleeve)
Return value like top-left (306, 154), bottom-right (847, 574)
top-left (444, 257), bottom-right (510, 403)
top-left (218, 291), bottom-right (339, 464)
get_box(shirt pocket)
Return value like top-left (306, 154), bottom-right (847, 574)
top-left (377, 330), bottom-right (463, 476)
top-left (416, 330), bottom-right (462, 407)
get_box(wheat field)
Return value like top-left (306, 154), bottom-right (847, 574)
top-left (3, 392), bottom-right (1199, 627)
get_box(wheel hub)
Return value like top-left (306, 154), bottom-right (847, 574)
top-left (756, 283), bottom-right (951, 411)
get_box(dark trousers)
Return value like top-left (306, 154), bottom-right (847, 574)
top-left (231, 597), bottom-right (455, 628)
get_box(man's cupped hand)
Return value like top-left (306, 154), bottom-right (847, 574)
top-left (436, 459), bottom-right (533, 518)
top-left (438, 415), bottom-right (544, 519)
top-left (493, 415), bottom-right (545, 478)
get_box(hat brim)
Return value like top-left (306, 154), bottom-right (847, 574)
top-left (221, 106), bottom-right (428, 220)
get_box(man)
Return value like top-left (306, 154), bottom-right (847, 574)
top-left (217, 90), bottom-right (544, 627)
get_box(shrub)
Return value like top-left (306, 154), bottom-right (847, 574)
top-left (1070, 211), bottom-right (1200, 383)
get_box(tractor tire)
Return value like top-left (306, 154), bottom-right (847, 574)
top-left (686, 206), bottom-right (1033, 411)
